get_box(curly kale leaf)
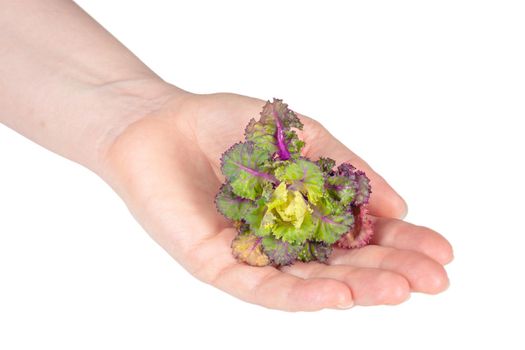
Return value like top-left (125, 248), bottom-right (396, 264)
top-left (298, 241), bottom-right (333, 263)
top-left (336, 204), bottom-right (373, 248)
top-left (274, 158), bottom-right (324, 204)
top-left (244, 198), bottom-right (274, 237)
top-left (220, 142), bottom-right (276, 200)
top-left (336, 163), bottom-right (371, 206)
top-left (262, 236), bottom-right (303, 266)
top-left (271, 213), bottom-right (315, 244)
top-left (353, 171), bottom-right (371, 206)
top-left (244, 98), bottom-right (304, 160)
top-left (246, 183), bottom-right (315, 243)
top-left (311, 195), bottom-right (355, 244)
top-left (325, 174), bottom-right (357, 207)
top-left (316, 157), bottom-right (336, 175)
top-left (216, 98), bottom-right (375, 267)
top-left (284, 130), bottom-right (305, 157)
top-left (231, 232), bottom-right (270, 267)
top-left (215, 183), bottom-right (256, 221)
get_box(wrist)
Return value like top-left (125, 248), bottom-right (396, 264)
top-left (82, 78), bottom-right (192, 176)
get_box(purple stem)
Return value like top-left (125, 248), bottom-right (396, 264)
top-left (234, 162), bottom-right (279, 183)
top-left (325, 183), bottom-right (352, 191)
top-left (312, 207), bottom-right (346, 227)
top-left (249, 237), bottom-right (263, 254)
top-left (273, 109), bottom-right (291, 160)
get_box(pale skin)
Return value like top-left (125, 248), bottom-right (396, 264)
top-left (1, 0), bottom-right (453, 311)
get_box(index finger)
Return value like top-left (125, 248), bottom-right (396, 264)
top-left (297, 116), bottom-right (408, 219)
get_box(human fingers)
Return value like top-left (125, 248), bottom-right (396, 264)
top-left (328, 245), bottom-right (449, 294)
top-left (297, 116), bottom-right (408, 219)
top-left (281, 262), bottom-right (410, 306)
top-left (369, 216), bottom-right (454, 265)
top-left (188, 228), bottom-right (354, 312)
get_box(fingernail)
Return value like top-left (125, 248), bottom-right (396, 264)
top-left (399, 198), bottom-right (408, 220)
top-left (336, 301), bottom-right (354, 309)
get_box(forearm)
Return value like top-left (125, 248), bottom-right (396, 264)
top-left (0, 0), bottom-right (185, 173)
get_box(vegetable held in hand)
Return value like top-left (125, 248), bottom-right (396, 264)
top-left (215, 99), bottom-right (373, 267)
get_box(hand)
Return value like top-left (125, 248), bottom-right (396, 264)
top-left (0, 0), bottom-right (451, 311)
top-left (101, 90), bottom-right (453, 311)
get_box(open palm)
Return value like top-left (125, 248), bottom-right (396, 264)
top-left (102, 91), bottom-right (453, 311)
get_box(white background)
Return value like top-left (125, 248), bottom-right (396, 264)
top-left (1, 1), bottom-right (524, 349)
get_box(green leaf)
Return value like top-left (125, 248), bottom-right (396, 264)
top-left (220, 142), bottom-right (271, 180)
top-left (230, 171), bottom-right (262, 200)
top-left (245, 198), bottom-right (273, 237)
top-left (260, 176), bottom-right (276, 201)
top-left (262, 236), bottom-right (303, 266)
top-left (234, 220), bottom-right (251, 234)
top-left (220, 142), bottom-right (274, 200)
top-left (316, 157), bottom-right (336, 175)
top-left (311, 195), bottom-right (354, 244)
top-left (246, 183), bottom-right (316, 244)
top-left (265, 182), bottom-right (289, 211)
top-left (215, 183), bottom-right (255, 221)
top-left (298, 241), bottom-right (333, 263)
top-left (231, 232), bottom-right (270, 267)
top-left (260, 98), bottom-right (303, 129)
top-left (244, 98), bottom-right (304, 159)
top-left (272, 212), bottom-right (315, 244)
top-left (284, 130), bottom-right (305, 158)
top-left (244, 118), bottom-right (277, 154)
top-left (266, 183), bottom-right (310, 229)
top-left (325, 174), bottom-right (356, 206)
top-left (253, 183), bottom-right (315, 244)
top-left (274, 159), bottom-right (324, 204)
top-left (336, 163), bottom-right (371, 205)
